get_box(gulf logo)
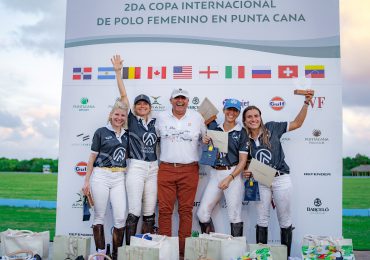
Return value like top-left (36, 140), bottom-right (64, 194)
top-left (75, 161), bottom-right (87, 176)
top-left (270, 96), bottom-right (285, 111)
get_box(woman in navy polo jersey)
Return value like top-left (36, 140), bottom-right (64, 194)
top-left (82, 99), bottom-right (129, 260)
top-left (242, 90), bottom-right (314, 256)
top-left (111, 55), bottom-right (159, 245)
top-left (197, 98), bottom-right (249, 237)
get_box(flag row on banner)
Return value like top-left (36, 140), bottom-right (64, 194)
top-left (72, 65), bottom-right (325, 80)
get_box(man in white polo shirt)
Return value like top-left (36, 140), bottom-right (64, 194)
top-left (156, 88), bottom-right (206, 257)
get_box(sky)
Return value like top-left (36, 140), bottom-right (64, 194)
top-left (0, 0), bottom-right (369, 159)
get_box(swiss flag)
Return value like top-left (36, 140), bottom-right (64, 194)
top-left (147, 66), bottom-right (166, 79)
top-left (278, 65), bottom-right (298, 78)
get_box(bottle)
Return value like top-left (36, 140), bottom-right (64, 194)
top-left (106, 243), bottom-right (112, 258)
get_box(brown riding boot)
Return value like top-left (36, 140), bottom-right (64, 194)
top-left (141, 214), bottom-right (156, 234)
top-left (112, 226), bottom-right (125, 260)
top-left (92, 224), bottom-right (106, 251)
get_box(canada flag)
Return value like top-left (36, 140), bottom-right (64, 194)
top-left (147, 66), bottom-right (167, 79)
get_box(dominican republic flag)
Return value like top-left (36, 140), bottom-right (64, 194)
top-left (147, 66), bottom-right (166, 79)
top-left (173, 66), bottom-right (192, 79)
top-left (98, 67), bottom-right (115, 80)
top-left (305, 65), bottom-right (325, 78)
top-left (122, 67), bottom-right (141, 79)
top-left (278, 65), bottom-right (298, 78)
top-left (73, 67), bottom-right (92, 80)
top-left (252, 66), bottom-right (271, 78)
top-left (225, 66), bottom-right (245, 79)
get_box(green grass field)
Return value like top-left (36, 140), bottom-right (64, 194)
top-left (0, 172), bottom-right (369, 249)
top-left (343, 177), bottom-right (370, 208)
top-left (0, 172), bottom-right (57, 200)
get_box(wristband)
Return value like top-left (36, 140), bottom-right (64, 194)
top-left (229, 174), bottom-right (235, 180)
top-left (304, 101), bottom-right (309, 106)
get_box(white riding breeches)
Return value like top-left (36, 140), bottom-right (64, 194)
top-left (91, 167), bottom-right (127, 228)
top-left (197, 166), bottom-right (244, 223)
top-left (126, 159), bottom-right (158, 217)
top-left (256, 174), bottom-right (292, 228)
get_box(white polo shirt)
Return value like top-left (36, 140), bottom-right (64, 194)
top-left (156, 109), bottom-right (206, 164)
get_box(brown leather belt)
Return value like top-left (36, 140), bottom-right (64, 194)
top-left (212, 165), bottom-right (235, 170)
top-left (161, 161), bottom-right (198, 167)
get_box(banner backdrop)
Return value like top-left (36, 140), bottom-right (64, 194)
top-left (56, 0), bottom-right (342, 256)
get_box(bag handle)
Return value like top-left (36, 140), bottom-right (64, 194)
top-left (6, 249), bottom-right (34, 258)
top-left (140, 233), bottom-right (167, 244)
top-left (88, 253), bottom-right (112, 260)
top-left (10, 230), bottom-right (34, 237)
top-left (209, 232), bottom-right (234, 240)
top-left (303, 235), bottom-right (336, 246)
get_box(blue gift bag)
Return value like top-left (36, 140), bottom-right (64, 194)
top-left (244, 177), bottom-right (260, 201)
top-left (199, 140), bottom-right (218, 167)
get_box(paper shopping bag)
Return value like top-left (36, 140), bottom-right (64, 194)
top-left (118, 245), bottom-right (159, 260)
top-left (52, 235), bottom-right (91, 260)
top-left (130, 234), bottom-right (179, 260)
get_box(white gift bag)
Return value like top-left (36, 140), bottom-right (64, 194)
top-left (118, 245), bottom-right (160, 260)
top-left (199, 232), bottom-right (247, 260)
top-left (130, 234), bottom-right (179, 260)
top-left (52, 235), bottom-right (91, 260)
top-left (184, 237), bottom-right (221, 260)
top-left (0, 229), bottom-right (49, 259)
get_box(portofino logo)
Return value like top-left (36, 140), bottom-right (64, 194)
top-left (304, 129), bottom-right (329, 144)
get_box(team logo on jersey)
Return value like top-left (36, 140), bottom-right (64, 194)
top-left (143, 132), bottom-right (157, 146)
top-left (231, 132), bottom-right (240, 142)
top-left (255, 149), bottom-right (272, 164)
top-left (113, 147), bottom-right (126, 162)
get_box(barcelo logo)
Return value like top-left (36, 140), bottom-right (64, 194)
top-left (269, 96), bottom-right (285, 111)
top-left (75, 161), bottom-right (87, 176)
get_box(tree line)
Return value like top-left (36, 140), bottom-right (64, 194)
top-left (0, 157), bottom-right (58, 173)
top-left (343, 154), bottom-right (370, 176)
top-left (0, 154), bottom-right (369, 174)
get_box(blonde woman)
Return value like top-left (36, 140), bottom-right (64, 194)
top-left (83, 100), bottom-right (129, 260)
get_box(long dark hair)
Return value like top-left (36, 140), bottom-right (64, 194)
top-left (242, 105), bottom-right (271, 148)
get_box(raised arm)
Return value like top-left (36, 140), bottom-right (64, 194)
top-left (111, 54), bottom-right (129, 107)
top-left (288, 89), bottom-right (314, 131)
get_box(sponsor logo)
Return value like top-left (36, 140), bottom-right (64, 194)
top-left (113, 147), bottom-right (126, 162)
top-left (72, 192), bottom-right (83, 208)
top-left (280, 137), bottom-right (291, 144)
top-left (68, 233), bottom-right (93, 237)
top-left (309, 97), bottom-right (325, 109)
top-left (72, 133), bottom-right (91, 147)
top-left (255, 149), bottom-right (272, 164)
top-left (188, 96), bottom-right (200, 110)
top-left (305, 129), bottom-right (329, 144)
top-left (304, 172), bottom-right (331, 177)
top-left (73, 97), bottom-right (95, 112)
top-left (269, 96), bottom-right (285, 111)
top-left (75, 161), bottom-right (88, 176)
top-left (143, 132), bottom-right (157, 146)
top-left (151, 96), bottom-right (166, 112)
top-left (193, 201), bottom-right (200, 207)
top-left (306, 198), bottom-right (330, 214)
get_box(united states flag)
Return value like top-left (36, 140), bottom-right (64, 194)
top-left (173, 66), bottom-right (192, 79)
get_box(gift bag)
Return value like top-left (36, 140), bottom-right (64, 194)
top-left (0, 250), bottom-right (38, 260)
top-left (52, 235), bottom-right (91, 260)
top-left (244, 178), bottom-right (260, 202)
top-left (302, 235), bottom-right (355, 260)
top-left (184, 237), bottom-right (221, 260)
top-left (199, 141), bottom-right (218, 167)
top-left (118, 245), bottom-right (159, 260)
top-left (233, 247), bottom-right (273, 260)
top-left (248, 243), bottom-right (287, 260)
top-left (198, 232), bottom-right (247, 260)
top-left (130, 234), bottom-right (179, 260)
top-left (0, 229), bottom-right (49, 260)
top-left (83, 195), bottom-right (91, 221)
